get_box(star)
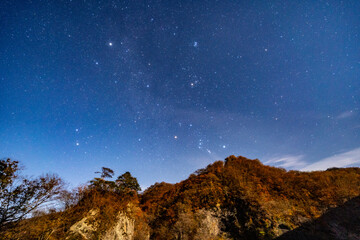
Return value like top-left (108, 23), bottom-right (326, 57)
top-left (3, 0), bottom-right (357, 197)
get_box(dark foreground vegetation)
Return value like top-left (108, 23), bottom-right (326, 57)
top-left (1, 156), bottom-right (360, 239)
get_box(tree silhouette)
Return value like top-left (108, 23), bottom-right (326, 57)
top-left (90, 168), bottom-right (141, 193)
top-left (90, 167), bottom-right (115, 191)
top-left (0, 158), bottom-right (63, 231)
top-left (96, 167), bottom-right (114, 179)
top-left (116, 171), bottom-right (141, 192)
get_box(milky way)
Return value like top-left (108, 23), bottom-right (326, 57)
top-left (1, 0), bottom-right (359, 188)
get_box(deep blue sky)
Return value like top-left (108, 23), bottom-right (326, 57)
top-left (1, 0), bottom-right (359, 189)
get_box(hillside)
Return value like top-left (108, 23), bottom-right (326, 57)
top-left (2, 155), bottom-right (360, 240)
top-left (276, 196), bottom-right (360, 240)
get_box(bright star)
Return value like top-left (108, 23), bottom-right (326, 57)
top-left (109, 42), bottom-right (113, 46)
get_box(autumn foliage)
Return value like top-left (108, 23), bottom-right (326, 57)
top-left (141, 156), bottom-right (360, 239)
top-left (2, 155), bottom-right (360, 239)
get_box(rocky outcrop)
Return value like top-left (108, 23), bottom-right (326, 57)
top-left (67, 209), bottom-right (100, 240)
top-left (194, 209), bottom-right (222, 239)
top-left (102, 212), bottom-right (135, 240)
top-left (66, 206), bottom-right (138, 240)
top-left (170, 209), bottom-right (230, 240)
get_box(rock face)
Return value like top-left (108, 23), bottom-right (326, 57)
top-left (67, 208), bottom-right (136, 240)
top-left (102, 212), bottom-right (135, 240)
top-left (194, 209), bottom-right (222, 239)
top-left (171, 209), bottom-right (227, 240)
top-left (67, 209), bottom-right (100, 240)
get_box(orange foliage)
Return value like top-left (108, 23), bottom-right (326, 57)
top-left (4, 155), bottom-right (360, 240)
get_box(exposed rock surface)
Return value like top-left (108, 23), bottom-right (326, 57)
top-left (102, 212), bottom-right (135, 240)
top-left (67, 207), bottom-right (138, 240)
top-left (194, 209), bottom-right (224, 239)
top-left (67, 209), bottom-right (99, 240)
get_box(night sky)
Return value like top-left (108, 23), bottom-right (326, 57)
top-left (1, 0), bottom-right (360, 189)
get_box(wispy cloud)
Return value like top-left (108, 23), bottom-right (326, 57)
top-left (336, 110), bottom-right (355, 119)
top-left (264, 155), bottom-right (306, 169)
top-left (301, 147), bottom-right (360, 171)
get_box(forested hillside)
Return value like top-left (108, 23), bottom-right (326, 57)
top-left (2, 155), bottom-right (360, 239)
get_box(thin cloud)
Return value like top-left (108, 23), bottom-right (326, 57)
top-left (264, 155), bottom-right (306, 169)
top-left (336, 110), bottom-right (355, 119)
top-left (301, 147), bottom-right (360, 171)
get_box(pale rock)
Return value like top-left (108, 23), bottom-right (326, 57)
top-left (102, 212), bottom-right (135, 240)
top-left (67, 206), bottom-right (137, 240)
top-left (67, 209), bottom-right (100, 239)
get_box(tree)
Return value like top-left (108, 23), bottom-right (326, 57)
top-left (90, 167), bottom-right (116, 191)
top-left (89, 168), bottom-right (141, 193)
top-left (0, 158), bottom-right (19, 191)
top-left (0, 158), bottom-right (63, 231)
top-left (96, 167), bottom-right (114, 179)
top-left (58, 185), bottom-right (87, 210)
top-left (116, 171), bottom-right (141, 192)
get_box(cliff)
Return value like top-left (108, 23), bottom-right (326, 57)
top-left (67, 206), bottom-right (139, 240)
